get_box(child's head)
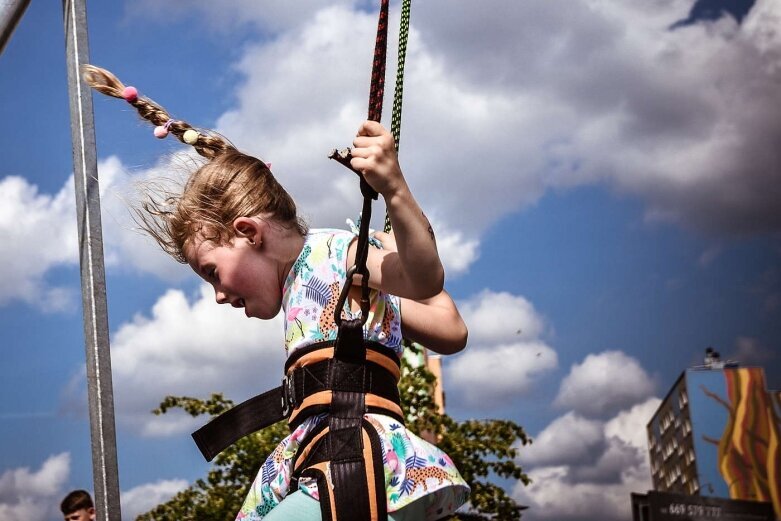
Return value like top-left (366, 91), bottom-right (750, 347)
top-left (138, 149), bottom-right (304, 264)
top-left (82, 65), bottom-right (306, 263)
top-left (60, 490), bottom-right (95, 521)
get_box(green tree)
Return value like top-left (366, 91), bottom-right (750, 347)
top-left (138, 348), bottom-right (531, 520)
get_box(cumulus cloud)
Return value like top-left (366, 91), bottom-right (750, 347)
top-left (0, 176), bottom-right (78, 309)
top-left (445, 291), bottom-right (557, 408)
top-left (515, 397), bottom-right (661, 521)
top-left (64, 285), bottom-right (286, 436)
top-left (0, 155), bottom-right (192, 309)
top-left (0, 453), bottom-right (70, 521)
top-left (605, 398), bottom-right (663, 451)
top-left (128, 0), bottom-right (781, 292)
top-left (97, 155), bottom-right (194, 281)
top-left (13, 0), bottom-right (779, 303)
top-left (151, 0), bottom-right (781, 244)
top-left (521, 412), bottom-right (606, 468)
top-left (413, 0), bottom-right (781, 235)
top-left (122, 479), bottom-right (189, 519)
top-left (554, 350), bottom-right (656, 417)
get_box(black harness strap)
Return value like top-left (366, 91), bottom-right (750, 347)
top-left (300, 1), bottom-right (392, 517)
top-left (191, 340), bottom-right (402, 462)
top-left (291, 319), bottom-right (390, 521)
top-left (192, 386), bottom-right (283, 463)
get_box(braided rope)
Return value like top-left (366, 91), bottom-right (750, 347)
top-left (385, 0), bottom-right (412, 233)
top-left (368, 0), bottom-right (390, 123)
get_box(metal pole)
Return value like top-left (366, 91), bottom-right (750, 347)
top-left (0, 0), bottom-right (31, 54)
top-left (62, 0), bottom-right (122, 519)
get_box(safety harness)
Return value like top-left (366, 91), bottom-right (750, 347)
top-left (192, 2), bottom-right (416, 519)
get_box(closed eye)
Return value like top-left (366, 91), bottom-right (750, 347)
top-left (201, 265), bottom-right (218, 283)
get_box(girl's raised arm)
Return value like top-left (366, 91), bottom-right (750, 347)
top-left (348, 121), bottom-right (444, 300)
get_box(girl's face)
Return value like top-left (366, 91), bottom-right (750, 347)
top-left (185, 233), bottom-right (283, 320)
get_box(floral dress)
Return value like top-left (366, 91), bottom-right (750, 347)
top-left (236, 228), bottom-right (469, 520)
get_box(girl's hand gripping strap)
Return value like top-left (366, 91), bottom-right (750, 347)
top-left (330, 0), bottom-right (389, 326)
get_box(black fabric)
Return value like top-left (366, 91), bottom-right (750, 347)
top-left (365, 419), bottom-right (389, 520)
top-left (191, 386), bottom-right (284, 462)
top-left (334, 318), bottom-right (367, 362)
top-left (289, 360), bottom-right (399, 409)
top-left (332, 459), bottom-right (372, 519)
top-left (293, 423), bottom-right (388, 521)
top-left (192, 342), bottom-right (402, 461)
top-left (284, 339), bottom-right (400, 373)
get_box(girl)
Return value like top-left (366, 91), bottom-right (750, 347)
top-left (83, 65), bottom-right (470, 520)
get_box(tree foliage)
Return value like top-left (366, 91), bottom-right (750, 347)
top-left (138, 348), bottom-right (531, 520)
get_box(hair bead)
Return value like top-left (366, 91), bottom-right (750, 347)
top-left (122, 86), bottom-right (138, 103)
top-left (154, 120), bottom-right (174, 139)
top-left (183, 129), bottom-right (199, 144)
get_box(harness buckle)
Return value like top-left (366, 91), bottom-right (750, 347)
top-left (281, 373), bottom-right (296, 417)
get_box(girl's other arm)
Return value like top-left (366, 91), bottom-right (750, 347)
top-left (349, 121), bottom-right (444, 299)
top-left (369, 231), bottom-right (466, 354)
top-left (400, 291), bottom-right (468, 355)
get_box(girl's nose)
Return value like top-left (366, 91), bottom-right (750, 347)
top-left (215, 290), bottom-right (229, 304)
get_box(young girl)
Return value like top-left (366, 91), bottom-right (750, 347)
top-left (83, 65), bottom-right (470, 521)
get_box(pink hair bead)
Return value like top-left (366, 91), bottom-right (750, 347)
top-left (154, 120), bottom-right (173, 139)
top-left (122, 86), bottom-right (138, 103)
top-left (122, 87), bottom-right (138, 103)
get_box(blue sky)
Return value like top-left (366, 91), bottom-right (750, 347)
top-left (1, 0), bottom-right (779, 520)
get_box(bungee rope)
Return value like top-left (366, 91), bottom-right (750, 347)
top-left (330, 0), bottom-right (391, 326)
top-left (330, 0), bottom-right (413, 324)
top-left (386, 0), bottom-right (412, 233)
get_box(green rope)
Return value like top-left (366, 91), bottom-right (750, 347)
top-left (385, 0), bottom-right (412, 233)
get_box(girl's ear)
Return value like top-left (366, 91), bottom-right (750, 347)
top-left (233, 217), bottom-right (263, 246)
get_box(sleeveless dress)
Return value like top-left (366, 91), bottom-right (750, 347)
top-left (236, 229), bottom-right (470, 520)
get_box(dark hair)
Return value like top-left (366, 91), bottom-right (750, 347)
top-left (60, 489), bottom-right (93, 515)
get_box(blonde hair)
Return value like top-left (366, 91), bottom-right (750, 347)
top-left (83, 65), bottom-right (306, 262)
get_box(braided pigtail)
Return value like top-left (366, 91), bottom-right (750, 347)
top-left (82, 65), bottom-right (235, 159)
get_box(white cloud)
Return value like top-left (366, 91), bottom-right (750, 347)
top-left (605, 397), bottom-right (662, 451)
top-left (445, 291), bottom-right (557, 408)
top-left (0, 453), bottom-right (70, 521)
top-left (0, 155), bottom-right (191, 309)
top-left (193, 0), bottom-right (781, 241)
top-left (514, 462), bottom-right (651, 521)
top-left (515, 397), bottom-right (660, 520)
top-left (97, 155), bottom-right (193, 281)
top-left (520, 412), bottom-right (605, 468)
top-left (412, 0), bottom-right (781, 235)
top-left (64, 284), bottom-right (286, 436)
top-left (121, 479), bottom-right (188, 519)
top-left (0, 176), bottom-right (77, 309)
top-left (12, 0), bottom-right (779, 304)
top-left (554, 350), bottom-right (656, 417)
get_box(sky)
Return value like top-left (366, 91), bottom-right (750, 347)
top-left (0, 0), bottom-right (779, 519)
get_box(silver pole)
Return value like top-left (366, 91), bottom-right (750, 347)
top-left (0, 0), bottom-right (31, 54)
top-left (62, 0), bottom-right (122, 519)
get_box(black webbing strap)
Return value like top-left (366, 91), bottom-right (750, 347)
top-left (192, 342), bottom-right (402, 462)
top-left (291, 318), bottom-right (390, 520)
top-left (192, 386), bottom-right (284, 462)
top-left (305, 2), bottom-right (392, 518)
